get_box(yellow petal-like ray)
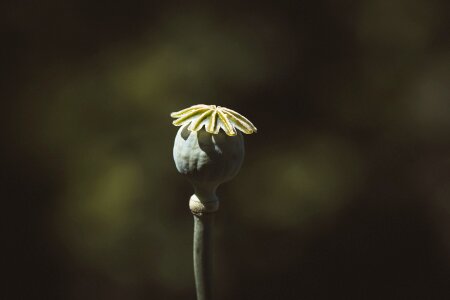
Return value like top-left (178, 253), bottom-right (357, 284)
top-left (206, 110), bottom-right (218, 133)
top-left (221, 107), bottom-right (257, 132)
top-left (217, 109), bottom-right (237, 136)
top-left (172, 107), bottom-right (208, 126)
top-left (225, 113), bottom-right (253, 134)
top-left (189, 109), bottom-right (213, 131)
top-left (213, 118), bottom-right (223, 134)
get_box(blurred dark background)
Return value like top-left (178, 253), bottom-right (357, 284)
top-left (2, 0), bottom-right (450, 299)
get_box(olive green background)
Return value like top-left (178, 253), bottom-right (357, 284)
top-left (3, 1), bottom-right (450, 299)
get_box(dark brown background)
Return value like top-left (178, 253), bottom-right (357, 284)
top-left (3, 0), bottom-right (450, 299)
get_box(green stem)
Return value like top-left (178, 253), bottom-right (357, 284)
top-left (193, 213), bottom-right (214, 300)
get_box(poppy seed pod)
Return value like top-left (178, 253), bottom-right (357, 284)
top-left (171, 104), bottom-right (257, 215)
top-left (174, 125), bottom-right (245, 214)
